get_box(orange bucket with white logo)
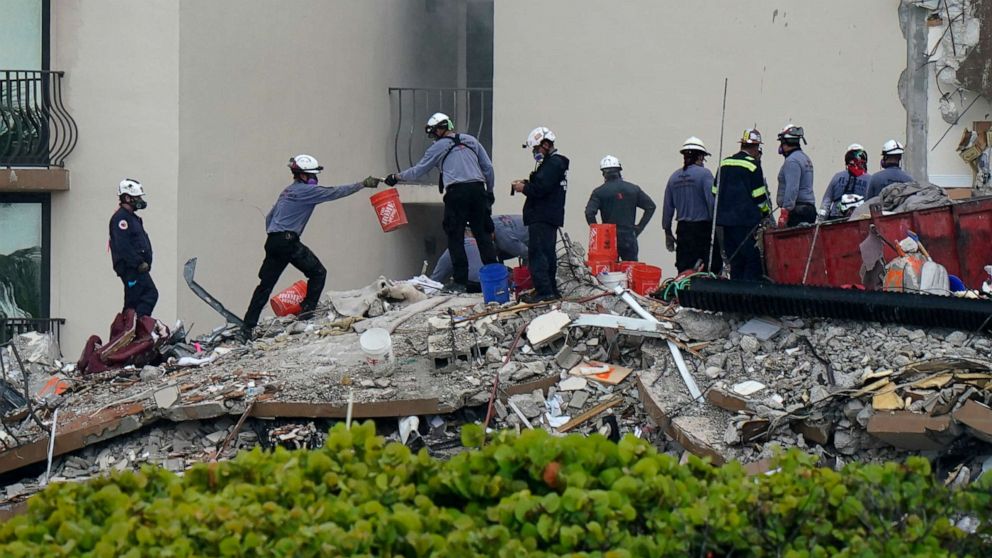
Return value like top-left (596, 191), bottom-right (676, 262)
top-left (370, 189), bottom-right (408, 232)
top-left (270, 280), bottom-right (308, 316)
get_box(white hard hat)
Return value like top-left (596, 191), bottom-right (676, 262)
top-left (881, 139), bottom-right (905, 156)
top-left (118, 178), bottom-right (145, 197)
top-left (523, 126), bottom-right (556, 148)
top-left (680, 136), bottom-right (711, 155)
top-left (288, 154), bottom-right (323, 174)
top-left (599, 155), bottom-right (621, 170)
top-left (777, 124), bottom-right (805, 142)
top-left (425, 112), bottom-right (453, 133)
top-left (845, 143), bottom-right (865, 153)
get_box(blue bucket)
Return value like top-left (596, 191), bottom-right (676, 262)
top-left (479, 264), bottom-right (510, 303)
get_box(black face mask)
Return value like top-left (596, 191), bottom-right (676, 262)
top-left (132, 198), bottom-right (148, 211)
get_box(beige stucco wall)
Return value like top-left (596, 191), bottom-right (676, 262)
top-left (491, 0), bottom-right (907, 276)
top-left (175, 0), bottom-right (460, 337)
top-left (51, 1), bottom-right (181, 357)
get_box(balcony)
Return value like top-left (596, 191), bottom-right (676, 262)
top-left (0, 70), bottom-right (77, 192)
top-left (389, 86), bottom-right (492, 180)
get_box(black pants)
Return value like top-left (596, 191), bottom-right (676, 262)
top-left (443, 182), bottom-right (498, 285)
top-left (120, 272), bottom-right (158, 317)
top-left (675, 220), bottom-right (723, 274)
top-left (723, 224), bottom-right (763, 281)
top-left (787, 203), bottom-right (817, 227)
top-left (617, 229), bottom-right (638, 262)
top-left (243, 232), bottom-right (326, 328)
top-left (528, 222), bottom-right (559, 297)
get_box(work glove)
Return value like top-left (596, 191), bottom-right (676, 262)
top-left (384, 174), bottom-right (398, 187)
top-left (137, 262), bottom-right (150, 273)
top-left (486, 190), bottom-right (495, 208)
top-left (664, 232), bottom-right (676, 253)
top-left (362, 176), bottom-right (380, 189)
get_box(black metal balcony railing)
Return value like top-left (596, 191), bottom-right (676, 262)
top-left (389, 87), bottom-right (493, 178)
top-left (0, 70), bottom-right (78, 167)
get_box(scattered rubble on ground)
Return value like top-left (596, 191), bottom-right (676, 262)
top-left (0, 237), bottom-right (990, 514)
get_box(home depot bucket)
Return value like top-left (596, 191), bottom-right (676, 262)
top-left (359, 327), bottom-right (394, 374)
top-left (614, 261), bottom-right (643, 284)
top-left (598, 271), bottom-right (628, 290)
top-left (588, 223), bottom-right (618, 259)
top-left (269, 280), bottom-right (308, 317)
top-left (370, 189), bottom-right (408, 232)
top-left (588, 255), bottom-right (614, 276)
top-left (511, 266), bottom-right (533, 295)
top-left (630, 264), bottom-right (662, 296)
top-left (479, 263), bottom-right (510, 304)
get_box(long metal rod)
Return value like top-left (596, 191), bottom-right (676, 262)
top-left (801, 220), bottom-right (823, 284)
top-left (707, 78), bottom-right (729, 271)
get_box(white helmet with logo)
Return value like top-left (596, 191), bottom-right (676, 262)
top-left (881, 139), bottom-right (905, 156)
top-left (288, 154), bottom-right (323, 174)
top-left (118, 178), bottom-right (145, 197)
top-left (425, 112), bottom-right (453, 134)
top-left (523, 127), bottom-right (556, 148)
top-left (680, 136), bottom-right (711, 155)
top-left (599, 155), bottom-right (621, 170)
top-left (778, 124), bottom-right (805, 142)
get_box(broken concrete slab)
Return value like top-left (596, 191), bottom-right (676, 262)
top-left (672, 309), bottom-right (729, 341)
top-left (738, 317), bottom-right (782, 341)
top-left (153, 385), bottom-right (180, 409)
top-left (867, 412), bottom-right (960, 451)
top-left (952, 400), bottom-right (992, 443)
top-left (526, 310), bottom-right (571, 347)
top-left (558, 376), bottom-right (588, 392)
top-left (705, 385), bottom-right (749, 413)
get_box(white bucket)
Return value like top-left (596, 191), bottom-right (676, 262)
top-left (359, 328), bottom-right (394, 373)
top-left (598, 271), bottom-right (628, 290)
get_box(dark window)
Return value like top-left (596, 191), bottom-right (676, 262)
top-left (0, 193), bottom-right (51, 319)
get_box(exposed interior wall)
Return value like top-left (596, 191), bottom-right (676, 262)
top-left (50, 1), bottom-right (180, 356)
top-left (175, 0), bottom-right (462, 336)
top-left (492, 0), bottom-right (907, 276)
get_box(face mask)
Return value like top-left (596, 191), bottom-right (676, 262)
top-left (847, 161), bottom-right (867, 177)
top-left (306, 176), bottom-right (318, 185)
top-left (133, 198), bottom-right (148, 210)
top-left (778, 144), bottom-right (785, 155)
top-left (533, 151), bottom-right (544, 163)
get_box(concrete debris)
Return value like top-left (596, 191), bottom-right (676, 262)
top-left (1, 235), bottom-right (990, 514)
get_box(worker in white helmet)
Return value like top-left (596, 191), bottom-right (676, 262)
top-left (584, 155), bottom-right (656, 261)
top-left (775, 124), bottom-right (816, 227)
top-left (109, 179), bottom-right (158, 317)
top-left (512, 127), bottom-right (569, 303)
top-left (242, 155), bottom-right (379, 339)
top-left (865, 140), bottom-right (913, 199)
top-left (385, 113), bottom-right (499, 294)
top-left (663, 138), bottom-right (722, 273)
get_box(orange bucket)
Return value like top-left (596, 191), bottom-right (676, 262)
top-left (614, 261), bottom-right (643, 284)
top-left (270, 279), bottom-right (308, 316)
top-left (630, 264), bottom-right (662, 296)
top-left (588, 223), bottom-right (618, 260)
top-left (370, 189), bottom-right (408, 232)
top-left (588, 255), bottom-right (615, 276)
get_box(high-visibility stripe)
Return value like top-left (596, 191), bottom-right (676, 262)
top-left (751, 186), bottom-right (768, 198)
top-left (720, 158), bottom-right (757, 172)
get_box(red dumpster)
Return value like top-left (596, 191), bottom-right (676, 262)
top-left (763, 197), bottom-right (992, 289)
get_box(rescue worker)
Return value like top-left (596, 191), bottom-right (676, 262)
top-left (865, 140), bottom-right (913, 200)
top-left (584, 156), bottom-right (656, 261)
top-left (242, 155), bottom-right (379, 338)
top-left (384, 112), bottom-right (498, 293)
top-left (512, 127), bottom-right (569, 303)
top-left (820, 144), bottom-right (871, 219)
top-left (775, 124), bottom-right (816, 227)
top-left (662, 137), bottom-right (722, 273)
top-left (430, 215), bottom-right (529, 285)
top-left (714, 129), bottom-right (771, 281)
top-left (109, 178), bottom-right (158, 317)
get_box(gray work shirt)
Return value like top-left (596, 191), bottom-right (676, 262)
top-left (662, 164), bottom-right (715, 231)
top-left (492, 214), bottom-right (528, 258)
top-left (584, 177), bottom-right (656, 236)
top-left (865, 165), bottom-right (914, 199)
top-left (821, 170), bottom-right (870, 217)
top-left (776, 149), bottom-right (815, 210)
top-left (430, 238), bottom-right (482, 284)
top-left (396, 133), bottom-right (495, 191)
top-left (265, 180), bottom-right (363, 235)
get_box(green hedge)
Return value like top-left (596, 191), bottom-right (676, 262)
top-left (0, 422), bottom-right (989, 557)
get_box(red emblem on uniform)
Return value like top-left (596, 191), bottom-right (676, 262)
top-left (118, 220), bottom-right (129, 230)
top-left (617, 193), bottom-right (624, 200)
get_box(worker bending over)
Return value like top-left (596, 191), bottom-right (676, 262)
top-left (430, 215), bottom-right (529, 285)
top-left (584, 155), bottom-right (656, 261)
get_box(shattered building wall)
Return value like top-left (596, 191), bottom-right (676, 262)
top-left (49, 1), bottom-right (465, 355)
top-left (491, 0), bottom-right (908, 279)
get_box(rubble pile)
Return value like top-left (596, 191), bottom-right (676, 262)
top-left (0, 236), bottom-right (989, 515)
